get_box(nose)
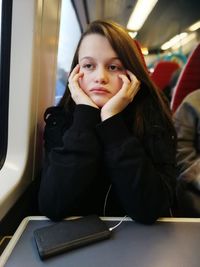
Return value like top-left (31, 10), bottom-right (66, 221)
top-left (95, 66), bottom-right (108, 84)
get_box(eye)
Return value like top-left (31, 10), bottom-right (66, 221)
top-left (108, 64), bottom-right (123, 71)
top-left (82, 63), bottom-right (94, 70)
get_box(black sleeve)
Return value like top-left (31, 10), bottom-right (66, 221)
top-left (96, 113), bottom-right (177, 224)
top-left (39, 105), bottom-right (101, 220)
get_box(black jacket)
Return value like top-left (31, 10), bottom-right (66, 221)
top-left (39, 101), bottom-right (176, 224)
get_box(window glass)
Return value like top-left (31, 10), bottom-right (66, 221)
top-left (0, 0), bottom-right (12, 169)
top-left (55, 0), bottom-right (81, 105)
top-left (0, 1), bottom-right (2, 37)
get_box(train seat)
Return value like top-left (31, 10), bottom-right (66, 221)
top-left (171, 43), bottom-right (200, 113)
top-left (151, 61), bottom-right (180, 91)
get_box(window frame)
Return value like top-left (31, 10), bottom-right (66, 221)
top-left (0, 0), bottom-right (13, 169)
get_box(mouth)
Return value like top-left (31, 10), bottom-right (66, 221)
top-left (90, 87), bottom-right (110, 94)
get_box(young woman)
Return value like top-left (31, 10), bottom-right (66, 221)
top-left (38, 20), bottom-right (176, 224)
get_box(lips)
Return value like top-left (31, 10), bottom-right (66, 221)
top-left (90, 87), bottom-right (110, 94)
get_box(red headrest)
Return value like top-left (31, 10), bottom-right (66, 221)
top-left (151, 61), bottom-right (180, 91)
top-left (171, 43), bottom-right (200, 113)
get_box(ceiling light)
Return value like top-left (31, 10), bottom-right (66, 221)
top-left (161, 32), bottom-right (188, 50)
top-left (172, 33), bottom-right (196, 50)
top-left (188, 20), bottom-right (200, 31)
top-left (128, 31), bottom-right (138, 38)
top-left (127, 0), bottom-right (158, 31)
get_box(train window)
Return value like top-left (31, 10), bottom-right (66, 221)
top-left (55, 0), bottom-right (81, 105)
top-left (0, 0), bottom-right (12, 169)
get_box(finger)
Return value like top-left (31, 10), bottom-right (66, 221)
top-left (118, 74), bottom-right (131, 92)
top-left (68, 72), bottom-right (83, 90)
top-left (131, 82), bottom-right (140, 95)
top-left (68, 64), bottom-right (80, 82)
top-left (118, 73), bottom-right (130, 84)
top-left (73, 71), bottom-right (84, 82)
top-left (126, 70), bottom-right (139, 83)
top-left (70, 64), bottom-right (80, 75)
top-left (126, 70), bottom-right (140, 89)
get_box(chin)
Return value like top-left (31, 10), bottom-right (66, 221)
top-left (93, 101), bottom-right (106, 108)
top-left (87, 92), bottom-right (111, 108)
top-left (92, 98), bottom-right (108, 108)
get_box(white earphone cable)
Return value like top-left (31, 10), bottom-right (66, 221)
top-left (103, 184), bottom-right (112, 216)
top-left (109, 215), bottom-right (128, 231)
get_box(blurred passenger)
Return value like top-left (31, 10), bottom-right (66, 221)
top-left (174, 89), bottom-right (200, 216)
top-left (38, 20), bottom-right (177, 224)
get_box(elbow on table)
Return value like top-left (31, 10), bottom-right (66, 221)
top-left (131, 213), bottom-right (158, 225)
top-left (128, 203), bottom-right (164, 225)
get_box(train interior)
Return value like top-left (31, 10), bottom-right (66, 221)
top-left (0, 0), bottom-right (200, 255)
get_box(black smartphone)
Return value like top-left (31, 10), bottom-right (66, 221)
top-left (34, 215), bottom-right (111, 260)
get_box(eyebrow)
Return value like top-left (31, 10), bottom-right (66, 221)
top-left (79, 56), bottom-right (121, 62)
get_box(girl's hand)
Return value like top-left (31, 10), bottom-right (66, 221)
top-left (101, 70), bottom-right (140, 121)
top-left (68, 65), bottom-right (99, 108)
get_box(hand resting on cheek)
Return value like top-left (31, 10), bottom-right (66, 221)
top-left (100, 70), bottom-right (140, 121)
top-left (68, 64), bottom-right (99, 109)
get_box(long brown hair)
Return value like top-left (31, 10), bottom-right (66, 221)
top-left (59, 20), bottom-right (174, 137)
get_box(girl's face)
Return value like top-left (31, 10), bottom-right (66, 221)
top-left (78, 34), bottom-right (126, 108)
